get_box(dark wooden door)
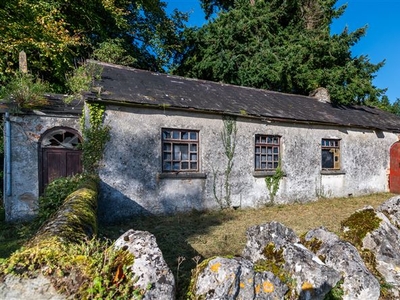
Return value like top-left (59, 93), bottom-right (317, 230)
top-left (390, 142), bottom-right (400, 193)
top-left (42, 148), bottom-right (82, 188)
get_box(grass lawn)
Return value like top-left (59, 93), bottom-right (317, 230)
top-left (0, 192), bottom-right (396, 298)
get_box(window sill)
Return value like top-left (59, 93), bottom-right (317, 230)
top-left (253, 170), bottom-right (286, 178)
top-left (158, 172), bottom-right (207, 179)
top-left (320, 170), bottom-right (346, 175)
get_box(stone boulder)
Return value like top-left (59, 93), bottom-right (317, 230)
top-left (192, 222), bottom-right (342, 299)
top-left (378, 195), bottom-right (400, 228)
top-left (114, 229), bottom-right (175, 300)
top-left (304, 227), bottom-right (380, 300)
top-left (242, 221), bottom-right (299, 262)
top-left (359, 207), bottom-right (400, 297)
top-left (193, 256), bottom-right (288, 299)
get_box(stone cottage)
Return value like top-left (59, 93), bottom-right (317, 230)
top-left (4, 60), bottom-right (400, 222)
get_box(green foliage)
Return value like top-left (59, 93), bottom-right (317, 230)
top-left (265, 164), bottom-right (284, 205)
top-left (0, 72), bottom-right (49, 110)
top-left (65, 62), bottom-right (103, 103)
top-left (1, 237), bottom-right (140, 299)
top-left (93, 38), bottom-right (137, 66)
top-left (340, 208), bottom-right (381, 248)
top-left (213, 116), bottom-right (237, 208)
top-left (0, 0), bottom-right (188, 91)
top-left (176, 0), bottom-right (389, 106)
top-left (81, 103), bottom-right (110, 173)
top-left (324, 279), bottom-right (344, 300)
top-left (34, 174), bottom-right (89, 229)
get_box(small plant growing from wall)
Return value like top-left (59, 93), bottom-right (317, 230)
top-left (213, 116), bottom-right (237, 209)
top-left (265, 163), bottom-right (284, 205)
top-left (65, 61), bottom-right (103, 103)
top-left (0, 72), bottom-right (49, 111)
top-left (80, 102), bottom-right (110, 174)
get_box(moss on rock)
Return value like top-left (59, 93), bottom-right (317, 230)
top-left (340, 208), bottom-right (381, 248)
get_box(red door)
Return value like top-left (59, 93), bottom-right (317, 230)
top-left (42, 149), bottom-right (82, 188)
top-left (40, 127), bottom-right (82, 193)
top-left (390, 142), bottom-right (400, 193)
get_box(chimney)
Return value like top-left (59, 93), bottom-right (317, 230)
top-left (310, 87), bottom-right (330, 103)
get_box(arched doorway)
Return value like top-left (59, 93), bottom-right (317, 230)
top-left (39, 127), bottom-right (82, 193)
top-left (390, 141), bottom-right (400, 193)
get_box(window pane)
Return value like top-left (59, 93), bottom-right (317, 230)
top-left (173, 145), bottom-right (180, 160)
top-left (261, 162), bottom-right (266, 169)
top-left (255, 156), bottom-right (260, 169)
top-left (274, 155), bottom-right (279, 161)
top-left (267, 162), bottom-right (272, 168)
top-left (164, 153), bottom-right (171, 160)
top-left (273, 147), bottom-right (278, 153)
top-left (261, 155), bottom-right (266, 162)
top-left (163, 143), bottom-right (171, 151)
top-left (261, 136), bottom-right (266, 143)
top-left (274, 162), bottom-right (278, 168)
top-left (173, 131), bottom-right (179, 139)
top-left (173, 162), bottom-right (180, 170)
top-left (190, 144), bottom-right (197, 151)
top-left (163, 131), bottom-right (171, 139)
top-left (181, 144), bottom-right (188, 159)
top-left (255, 147), bottom-right (260, 153)
top-left (190, 153), bottom-right (197, 161)
top-left (181, 131), bottom-right (188, 139)
top-left (190, 132), bottom-right (197, 140)
top-left (267, 155), bottom-right (272, 161)
top-left (190, 162), bottom-right (197, 170)
top-left (322, 149), bottom-right (334, 168)
top-left (261, 147), bottom-right (267, 154)
top-left (181, 162), bottom-right (188, 169)
top-left (267, 148), bottom-right (272, 154)
top-left (164, 162), bottom-right (171, 170)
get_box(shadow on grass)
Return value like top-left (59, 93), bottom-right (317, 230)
top-left (0, 205), bottom-right (34, 259)
top-left (98, 209), bottom-right (233, 299)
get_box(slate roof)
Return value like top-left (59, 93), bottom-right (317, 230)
top-left (88, 60), bottom-right (400, 132)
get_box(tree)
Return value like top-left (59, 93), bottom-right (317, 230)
top-left (176, 0), bottom-right (387, 106)
top-left (0, 0), bottom-right (187, 92)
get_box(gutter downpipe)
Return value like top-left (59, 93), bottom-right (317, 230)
top-left (5, 111), bottom-right (11, 196)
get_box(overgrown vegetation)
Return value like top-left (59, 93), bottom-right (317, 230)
top-left (65, 62), bottom-right (103, 103)
top-left (0, 72), bottom-right (49, 110)
top-left (33, 174), bottom-right (89, 229)
top-left (1, 237), bottom-right (140, 299)
top-left (0, 193), bottom-right (393, 299)
top-left (265, 163), bottom-right (284, 205)
top-left (213, 116), bottom-right (237, 208)
top-left (81, 102), bottom-right (110, 173)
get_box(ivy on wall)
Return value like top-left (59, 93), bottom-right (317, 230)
top-left (80, 102), bottom-right (110, 174)
top-left (265, 163), bottom-right (284, 205)
top-left (213, 116), bottom-right (237, 209)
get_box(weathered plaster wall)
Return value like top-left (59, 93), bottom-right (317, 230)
top-left (99, 106), bottom-right (397, 222)
top-left (4, 114), bottom-right (80, 222)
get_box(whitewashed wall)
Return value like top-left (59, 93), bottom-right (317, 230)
top-left (99, 106), bottom-right (397, 222)
top-left (4, 114), bottom-right (80, 222)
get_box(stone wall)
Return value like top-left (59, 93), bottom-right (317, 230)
top-left (99, 105), bottom-right (396, 221)
top-left (4, 113), bottom-right (80, 222)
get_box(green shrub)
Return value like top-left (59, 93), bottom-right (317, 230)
top-left (34, 174), bottom-right (89, 228)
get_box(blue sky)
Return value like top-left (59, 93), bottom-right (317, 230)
top-left (166, 0), bottom-right (400, 103)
